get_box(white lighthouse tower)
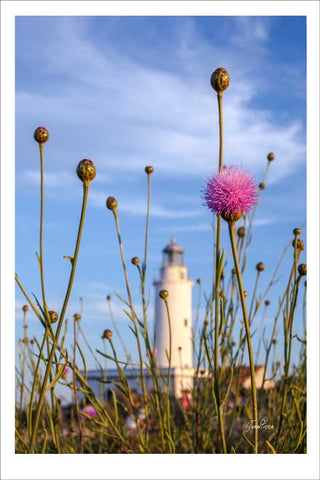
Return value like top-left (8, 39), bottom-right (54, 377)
top-left (153, 238), bottom-right (194, 397)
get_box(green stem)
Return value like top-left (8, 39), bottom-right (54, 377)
top-left (28, 182), bottom-right (90, 453)
top-left (228, 221), bottom-right (258, 453)
top-left (38, 144), bottom-right (49, 322)
top-left (163, 298), bottom-right (174, 453)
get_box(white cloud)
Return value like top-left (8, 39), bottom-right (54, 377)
top-left (16, 17), bottom-right (305, 186)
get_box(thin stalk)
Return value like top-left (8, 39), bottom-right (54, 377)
top-left (163, 298), bottom-right (174, 453)
top-left (38, 143), bottom-right (49, 323)
top-left (112, 209), bottom-right (149, 449)
top-left (28, 182), bottom-right (89, 453)
top-left (228, 221), bottom-right (258, 453)
top-left (73, 316), bottom-right (84, 453)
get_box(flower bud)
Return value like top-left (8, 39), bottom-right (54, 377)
top-left (298, 263), bottom-right (307, 276)
top-left (272, 338), bottom-right (278, 345)
top-left (196, 278), bottom-right (202, 285)
top-left (34, 126), bottom-right (49, 144)
top-left (106, 196), bottom-right (118, 211)
top-left (293, 228), bottom-right (302, 236)
top-left (159, 289), bottom-right (169, 300)
top-left (210, 67), bottom-right (230, 93)
top-left (264, 300), bottom-right (270, 306)
top-left (219, 290), bottom-right (225, 298)
top-left (48, 310), bottom-right (58, 324)
top-left (256, 262), bottom-right (265, 272)
top-left (76, 159), bottom-right (96, 183)
top-left (23, 338), bottom-right (29, 345)
top-left (222, 211), bottom-right (242, 223)
top-left (292, 238), bottom-right (304, 251)
top-left (237, 226), bottom-right (246, 238)
top-left (231, 341), bottom-right (236, 347)
top-left (73, 313), bottom-right (81, 322)
top-left (103, 329), bottom-right (113, 340)
top-left (145, 166), bottom-right (154, 175)
top-left (259, 182), bottom-right (266, 190)
top-left (131, 257), bottom-right (140, 266)
top-left (231, 268), bottom-right (236, 275)
top-left (244, 291), bottom-right (248, 298)
top-left (106, 295), bottom-right (112, 301)
top-left (267, 152), bottom-right (275, 162)
top-left (22, 305), bottom-right (29, 313)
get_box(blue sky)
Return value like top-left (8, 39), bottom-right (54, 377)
top-left (15, 16), bottom-right (306, 378)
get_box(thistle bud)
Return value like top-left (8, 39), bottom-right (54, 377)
top-left (76, 159), bottom-right (96, 184)
top-left (196, 278), bottom-right (202, 285)
top-left (259, 182), bottom-right (266, 190)
top-left (48, 310), bottom-right (58, 324)
top-left (244, 291), bottom-right (248, 298)
top-left (272, 338), bottom-right (278, 345)
top-left (292, 238), bottom-right (304, 251)
top-left (131, 257), bottom-right (140, 266)
top-left (219, 290), bottom-right (225, 298)
top-left (264, 300), bottom-right (270, 306)
top-left (34, 126), bottom-right (49, 144)
top-left (159, 289), bottom-right (169, 300)
top-left (106, 196), bottom-right (118, 211)
top-left (231, 341), bottom-right (237, 347)
top-left (145, 166), bottom-right (154, 175)
top-left (178, 346), bottom-right (182, 351)
top-left (22, 305), bottom-right (29, 313)
top-left (298, 263), bottom-right (307, 276)
top-left (106, 295), bottom-right (111, 301)
top-left (267, 152), bottom-right (275, 162)
top-left (231, 268), bottom-right (236, 275)
top-left (73, 313), bottom-right (81, 322)
top-left (210, 67), bottom-right (230, 93)
top-left (237, 226), bottom-right (246, 238)
top-left (103, 329), bottom-right (113, 340)
top-left (23, 338), bottom-right (29, 345)
top-left (256, 262), bottom-right (265, 272)
top-left (293, 228), bottom-right (302, 236)
top-left (203, 320), bottom-right (209, 327)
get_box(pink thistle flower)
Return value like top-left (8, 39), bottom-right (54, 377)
top-left (82, 405), bottom-right (97, 418)
top-left (203, 166), bottom-right (258, 222)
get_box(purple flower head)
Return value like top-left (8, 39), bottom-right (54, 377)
top-left (82, 405), bottom-right (97, 418)
top-left (203, 166), bottom-right (258, 222)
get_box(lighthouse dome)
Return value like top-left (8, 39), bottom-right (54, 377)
top-left (162, 237), bottom-right (184, 266)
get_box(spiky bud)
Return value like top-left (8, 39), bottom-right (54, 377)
top-left (272, 338), bottom-right (278, 345)
top-left (196, 278), bottom-right (202, 285)
top-left (293, 228), bottom-right (302, 236)
top-left (267, 152), bottom-right (275, 162)
top-left (264, 300), bottom-right (270, 306)
top-left (103, 329), bottom-right (113, 340)
top-left (131, 257), bottom-right (140, 266)
top-left (292, 238), bottom-right (304, 251)
top-left (259, 182), bottom-right (266, 190)
top-left (48, 310), bottom-right (58, 324)
top-left (106, 295), bottom-right (111, 301)
top-left (22, 305), bottom-right (29, 313)
top-left (145, 166), bottom-right (154, 175)
top-left (159, 289), bottom-right (169, 300)
top-left (298, 263), bottom-right (307, 276)
top-left (76, 159), bottom-right (96, 184)
top-left (106, 196), bottom-right (118, 211)
top-left (256, 262), bottom-right (265, 272)
top-left (237, 226), bottom-right (246, 238)
top-left (210, 67), bottom-right (230, 93)
top-left (34, 126), bottom-right (49, 144)
top-left (73, 313), bottom-right (81, 322)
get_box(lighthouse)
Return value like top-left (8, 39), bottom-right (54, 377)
top-left (153, 238), bottom-right (194, 396)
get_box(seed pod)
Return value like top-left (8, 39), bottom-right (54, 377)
top-left (293, 228), bottom-right (302, 236)
top-left (292, 238), bottom-right (304, 251)
top-left (76, 159), bottom-right (96, 183)
top-left (272, 338), bottom-right (278, 345)
top-left (256, 262), bottom-right (265, 272)
top-left (159, 289), bottom-right (169, 300)
top-left (267, 152), bottom-right (275, 162)
top-left (210, 67), bottom-right (230, 93)
top-left (73, 313), bottom-right (81, 322)
top-left (131, 257), bottom-right (140, 266)
top-left (103, 329), bottom-right (113, 340)
top-left (34, 126), bottom-right (49, 144)
top-left (48, 310), bottom-right (58, 324)
top-left (259, 182), bottom-right (266, 190)
top-left (298, 263), bottom-right (307, 276)
top-left (196, 278), bottom-right (202, 285)
top-left (22, 305), bottom-right (29, 313)
top-left (237, 226), bottom-right (246, 238)
top-left (106, 295), bottom-right (111, 301)
top-left (264, 300), bottom-right (270, 306)
top-left (106, 196), bottom-right (118, 211)
top-left (244, 291), bottom-right (248, 298)
top-left (145, 166), bottom-right (154, 175)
